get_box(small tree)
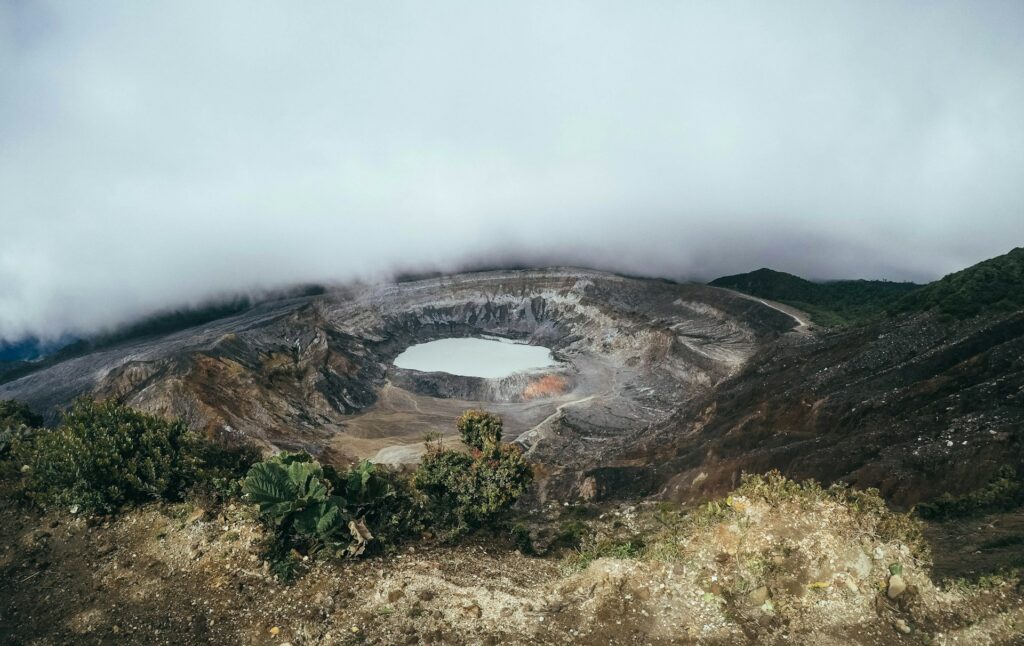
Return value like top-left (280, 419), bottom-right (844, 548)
top-left (456, 410), bottom-right (502, 451)
top-left (416, 410), bottom-right (532, 535)
top-left (11, 399), bottom-right (256, 513)
top-left (13, 399), bottom-right (202, 512)
top-left (0, 399), bottom-right (42, 430)
top-left (0, 399), bottom-right (43, 461)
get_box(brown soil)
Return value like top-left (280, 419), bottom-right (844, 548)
top-left (3, 487), bottom-right (1021, 645)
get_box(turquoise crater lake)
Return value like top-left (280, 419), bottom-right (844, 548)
top-left (392, 337), bottom-right (556, 379)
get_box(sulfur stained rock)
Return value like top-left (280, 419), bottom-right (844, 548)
top-left (887, 574), bottom-right (907, 599)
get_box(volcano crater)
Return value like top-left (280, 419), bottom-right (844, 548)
top-left (0, 268), bottom-right (799, 500)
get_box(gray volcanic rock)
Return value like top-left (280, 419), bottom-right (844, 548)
top-left (0, 268), bottom-right (796, 499)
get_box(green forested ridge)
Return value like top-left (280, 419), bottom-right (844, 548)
top-left (709, 246), bottom-right (1024, 325)
top-left (708, 268), bottom-right (920, 326)
top-left (894, 247), bottom-right (1024, 318)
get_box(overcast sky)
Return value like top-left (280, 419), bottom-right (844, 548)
top-left (2, 1), bottom-right (1023, 342)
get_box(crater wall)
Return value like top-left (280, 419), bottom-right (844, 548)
top-left (0, 268), bottom-right (799, 500)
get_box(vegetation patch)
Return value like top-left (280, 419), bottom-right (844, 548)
top-left (561, 537), bottom-right (645, 574)
top-left (711, 246), bottom-right (1024, 325)
top-left (0, 399), bottom-right (42, 433)
top-left (7, 398), bottom-right (257, 513)
top-left (414, 411), bottom-right (532, 538)
top-left (709, 268), bottom-right (920, 326)
top-left (1, 399), bottom-right (535, 581)
top-left (916, 466), bottom-right (1024, 520)
top-left (243, 451), bottom-right (422, 560)
top-left (0, 400), bottom-right (44, 477)
top-left (241, 409), bottom-right (532, 576)
top-left (896, 246), bottom-right (1024, 318)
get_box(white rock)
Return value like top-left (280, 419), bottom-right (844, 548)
top-left (887, 574), bottom-right (907, 599)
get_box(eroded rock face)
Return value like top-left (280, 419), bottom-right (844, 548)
top-left (644, 309), bottom-right (1024, 507)
top-left (388, 365), bottom-right (577, 404)
top-left (0, 269), bottom-right (795, 499)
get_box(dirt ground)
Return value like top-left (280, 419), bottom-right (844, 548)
top-left (331, 382), bottom-right (590, 465)
top-left (2, 485), bottom-right (1022, 646)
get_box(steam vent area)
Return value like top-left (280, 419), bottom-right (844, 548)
top-left (0, 269), bottom-right (800, 501)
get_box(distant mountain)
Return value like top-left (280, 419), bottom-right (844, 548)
top-left (895, 247), bottom-right (1024, 318)
top-left (708, 268), bottom-right (920, 326)
top-left (0, 285), bottom-right (329, 386)
top-left (0, 337), bottom-right (74, 362)
top-left (710, 247), bottom-right (1024, 326)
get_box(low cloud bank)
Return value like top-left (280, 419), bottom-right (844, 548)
top-left (2, 2), bottom-right (1023, 342)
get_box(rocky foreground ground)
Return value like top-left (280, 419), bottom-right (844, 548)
top-left (2, 477), bottom-right (1022, 645)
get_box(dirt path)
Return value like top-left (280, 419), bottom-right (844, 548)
top-left (514, 393), bottom-right (599, 448)
top-left (721, 289), bottom-right (813, 332)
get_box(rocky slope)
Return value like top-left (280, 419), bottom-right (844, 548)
top-left (3, 259), bottom-right (1024, 644)
top-left (2, 477), bottom-right (1021, 645)
top-left (633, 308), bottom-right (1024, 509)
top-left (0, 269), bottom-right (795, 500)
top-left (3, 262), bottom-right (1022, 511)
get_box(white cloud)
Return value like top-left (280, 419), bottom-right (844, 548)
top-left (2, 1), bottom-right (1023, 340)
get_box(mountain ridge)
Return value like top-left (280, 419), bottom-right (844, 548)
top-left (708, 246), bottom-right (1024, 326)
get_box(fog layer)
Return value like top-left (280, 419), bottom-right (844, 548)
top-left (2, 1), bottom-right (1023, 341)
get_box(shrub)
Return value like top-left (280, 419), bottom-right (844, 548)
top-left (0, 399), bottom-right (42, 431)
top-left (510, 523), bottom-right (535, 555)
top-left (10, 398), bottom-right (255, 513)
top-left (187, 439), bottom-right (263, 505)
top-left (328, 459), bottom-right (423, 550)
top-left (0, 400), bottom-right (42, 463)
top-left (561, 537), bottom-right (645, 574)
top-left (243, 410), bottom-right (533, 573)
top-left (243, 452), bottom-right (423, 559)
top-left (455, 410), bottom-right (502, 451)
top-left (243, 451), bottom-right (358, 556)
top-left (414, 449), bottom-right (477, 531)
top-left (916, 466), bottom-right (1024, 520)
top-left (415, 417), bottom-right (532, 536)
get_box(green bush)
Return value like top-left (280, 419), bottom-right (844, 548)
top-left (561, 537), bottom-right (645, 573)
top-left (243, 451), bottom-right (358, 556)
top-left (414, 449), bottom-right (476, 530)
top-left (327, 459), bottom-right (423, 550)
top-left (415, 426), bottom-right (532, 536)
top-left (188, 439), bottom-right (263, 505)
top-left (10, 398), bottom-right (255, 513)
top-left (0, 399), bottom-right (42, 431)
top-left (0, 399), bottom-right (43, 462)
top-left (917, 466), bottom-right (1024, 520)
top-left (245, 410), bottom-right (533, 557)
top-left (455, 410), bottom-right (503, 451)
top-left (243, 452), bottom-right (423, 559)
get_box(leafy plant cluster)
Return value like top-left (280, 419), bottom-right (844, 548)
top-left (413, 410), bottom-right (532, 535)
top-left (0, 399), bottom-right (43, 462)
top-left (6, 398), bottom-right (257, 513)
top-left (2, 398), bottom-right (534, 574)
top-left (0, 399), bottom-right (43, 431)
top-left (241, 409), bottom-right (533, 566)
top-left (916, 466), bottom-right (1024, 520)
top-left (243, 451), bottom-right (421, 559)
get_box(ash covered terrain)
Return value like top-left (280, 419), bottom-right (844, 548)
top-left (2, 251), bottom-right (1024, 645)
top-left (3, 254), bottom-right (1023, 508)
top-left (0, 268), bottom-right (796, 502)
